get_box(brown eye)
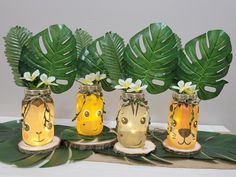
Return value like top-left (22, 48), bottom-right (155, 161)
top-left (96, 110), bottom-right (102, 117)
top-left (140, 117), bottom-right (146, 124)
top-left (194, 121), bottom-right (198, 128)
top-left (121, 117), bottom-right (128, 124)
top-left (47, 122), bottom-right (52, 129)
top-left (24, 123), bottom-right (30, 131)
top-left (84, 110), bottom-right (90, 117)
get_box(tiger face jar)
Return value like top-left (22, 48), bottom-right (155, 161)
top-left (117, 92), bottom-right (149, 148)
top-left (21, 89), bottom-right (54, 147)
top-left (167, 92), bottom-right (199, 150)
top-left (75, 85), bottom-right (104, 136)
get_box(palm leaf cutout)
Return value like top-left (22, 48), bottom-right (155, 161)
top-left (4, 26), bottom-right (32, 87)
top-left (78, 32), bottom-right (125, 91)
top-left (176, 30), bottom-right (232, 100)
top-left (74, 28), bottom-right (93, 58)
top-left (19, 24), bottom-right (77, 94)
top-left (124, 23), bottom-right (178, 94)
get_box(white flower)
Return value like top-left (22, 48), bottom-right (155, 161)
top-left (172, 80), bottom-right (197, 94)
top-left (127, 80), bottom-right (148, 93)
top-left (94, 71), bottom-right (106, 81)
top-left (20, 70), bottom-right (40, 82)
top-left (78, 73), bottom-right (96, 85)
top-left (115, 78), bottom-right (133, 90)
top-left (37, 74), bottom-right (58, 88)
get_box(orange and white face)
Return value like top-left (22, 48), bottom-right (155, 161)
top-left (117, 104), bottom-right (149, 148)
top-left (76, 93), bottom-right (104, 136)
top-left (22, 102), bottom-right (54, 147)
top-left (167, 102), bottom-right (199, 149)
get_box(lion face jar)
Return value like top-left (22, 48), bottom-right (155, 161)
top-left (167, 92), bottom-right (199, 150)
top-left (117, 92), bottom-right (149, 148)
top-left (76, 85), bottom-right (104, 136)
top-left (21, 89), bottom-right (54, 147)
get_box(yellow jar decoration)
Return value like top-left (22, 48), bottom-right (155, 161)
top-left (167, 80), bottom-right (199, 150)
top-left (115, 79), bottom-right (149, 148)
top-left (75, 72), bottom-right (106, 136)
top-left (21, 88), bottom-right (54, 147)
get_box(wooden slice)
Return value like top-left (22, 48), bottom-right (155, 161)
top-left (18, 136), bottom-right (61, 154)
top-left (114, 140), bottom-right (156, 156)
top-left (66, 138), bottom-right (117, 150)
top-left (162, 139), bottom-right (201, 155)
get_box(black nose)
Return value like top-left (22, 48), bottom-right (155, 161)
top-left (178, 128), bottom-right (191, 138)
top-left (36, 131), bottom-right (42, 135)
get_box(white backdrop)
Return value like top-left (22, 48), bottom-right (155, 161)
top-left (0, 0), bottom-right (235, 132)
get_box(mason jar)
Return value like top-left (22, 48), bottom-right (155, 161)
top-left (116, 92), bottom-right (149, 148)
top-left (167, 92), bottom-right (199, 150)
top-left (75, 85), bottom-right (104, 136)
top-left (21, 88), bottom-right (54, 146)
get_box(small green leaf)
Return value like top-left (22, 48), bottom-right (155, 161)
top-left (41, 148), bottom-right (69, 168)
top-left (70, 149), bottom-right (93, 161)
top-left (14, 153), bottom-right (50, 167)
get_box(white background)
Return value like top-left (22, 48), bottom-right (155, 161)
top-left (0, 0), bottom-right (235, 132)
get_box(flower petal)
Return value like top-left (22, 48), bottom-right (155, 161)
top-left (172, 86), bottom-right (180, 90)
top-left (118, 79), bottom-right (125, 85)
top-left (135, 79), bottom-right (142, 86)
top-left (127, 88), bottom-right (134, 92)
top-left (177, 80), bottom-right (184, 87)
top-left (48, 76), bottom-right (56, 82)
top-left (115, 85), bottom-right (123, 89)
top-left (140, 85), bottom-right (148, 90)
top-left (40, 74), bottom-right (48, 82)
top-left (126, 78), bottom-right (132, 84)
top-left (32, 70), bottom-right (40, 78)
top-left (185, 81), bottom-right (192, 87)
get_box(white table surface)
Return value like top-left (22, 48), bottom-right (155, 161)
top-left (0, 116), bottom-right (235, 177)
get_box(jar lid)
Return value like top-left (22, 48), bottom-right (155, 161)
top-left (172, 92), bottom-right (198, 103)
top-left (25, 88), bottom-right (51, 96)
top-left (79, 84), bottom-right (102, 93)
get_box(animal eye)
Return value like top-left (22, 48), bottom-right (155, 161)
top-left (172, 120), bottom-right (177, 127)
top-left (47, 122), bottom-right (53, 129)
top-left (121, 117), bottom-right (128, 124)
top-left (23, 123), bottom-right (30, 131)
top-left (96, 110), bottom-right (102, 117)
top-left (84, 110), bottom-right (90, 118)
top-left (193, 121), bottom-right (198, 128)
top-left (140, 117), bottom-right (146, 124)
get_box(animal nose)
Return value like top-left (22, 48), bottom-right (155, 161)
top-left (36, 131), bottom-right (42, 135)
top-left (178, 128), bottom-right (191, 138)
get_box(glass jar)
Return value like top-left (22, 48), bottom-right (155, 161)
top-left (167, 92), bottom-right (199, 150)
top-left (117, 92), bottom-right (149, 148)
top-left (21, 89), bottom-right (54, 147)
top-left (75, 85), bottom-right (104, 136)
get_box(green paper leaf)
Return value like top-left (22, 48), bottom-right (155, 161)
top-left (4, 26), bottom-right (32, 87)
top-left (19, 24), bottom-right (77, 94)
top-left (124, 23), bottom-right (178, 94)
top-left (41, 148), bottom-right (69, 168)
top-left (78, 32), bottom-right (125, 91)
top-left (176, 30), bottom-right (232, 100)
top-left (74, 28), bottom-right (93, 58)
top-left (70, 149), bottom-right (93, 161)
top-left (14, 153), bottom-right (50, 167)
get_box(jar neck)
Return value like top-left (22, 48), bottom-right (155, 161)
top-left (122, 91), bottom-right (145, 100)
top-left (172, 92), bottom-right (198, 104)
top-left (25, 88), bottom-right (51, 96)
top-left (79, 84), bottom-right (102, 93)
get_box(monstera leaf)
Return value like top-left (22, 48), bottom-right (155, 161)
top-left (19, 24), bottom-right (77, 94)
top-left (78, 32), bottom-right (125, 91)
top-left (4, 26), bottom-right (32, 87)
top-left (124, 23), bottom-right (178, 94)
top-left (177, 30), bottom-right (232, 100)
top-left (74, 28), bottom-right (93, 58)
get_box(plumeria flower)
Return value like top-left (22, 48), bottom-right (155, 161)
top-left (20, 70), bottom-right (40, 82)
top-left (37, 74), bottom-right (58, 88)
top-left (172, 80), bottom-right (197, 94)
top-left (78, 73), bottom-right (96, 85)
top-left (115, 78), bottom-right (133, 90)
top-left (127, 80), bottom-right (148, 93)
top-left (94, 71), bottom-right (106, 81)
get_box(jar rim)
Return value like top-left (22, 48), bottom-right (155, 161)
top-left (172, 92), bottom-right (198, 103)
top-left (25, 88), bottom-right (51, 95)
top-left (122, 91), bottom-right (145, 99)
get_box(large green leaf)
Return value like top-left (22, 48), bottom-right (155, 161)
top-left (78, 32), bottom-right (125, 91)
top-left (124, 23), bottom-right (178, 94)
top-left (74, 28), bottom-right (93, 58)
top-left (19, 24), bottom-right (77, 94)
top-left (176, 30), bottom-right (232, 100)
top-left (4, 26), bottom-right (32, 87)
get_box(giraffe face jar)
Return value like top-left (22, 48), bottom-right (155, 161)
top-left (117, 92), bottom-right (149, 148)
top-left (76, 85), bottom-right (104, 136)
top-left (167, 92), bottom-right (199, 150)
top-left (22, 89), bottom-right (54, 147)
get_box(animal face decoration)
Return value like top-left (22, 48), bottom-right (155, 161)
top-left (167, 102), bottom-right (199, 150)
top-left (76, 93), bottom-right (104, 136)
top-left (117, 104), bottom-right (149, 148)
top-left (22, 100), bottom-right (54, 147)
